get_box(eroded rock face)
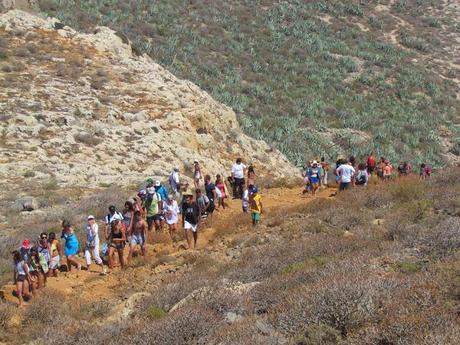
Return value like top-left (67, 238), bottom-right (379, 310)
top-left (0, 10), bottom-right (298, 190)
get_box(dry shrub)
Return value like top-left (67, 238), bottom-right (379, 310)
top-left (0, 302), bottom-right (17, 340)
top-left (120, 306), bottom-right (221, 345)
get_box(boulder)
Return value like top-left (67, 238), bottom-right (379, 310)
top-left (13, 196), bottom-right (39, 212)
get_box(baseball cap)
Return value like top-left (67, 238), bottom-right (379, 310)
top-left (146, 178), bottom-right (154, 185)
top-left (250, 186), bottom-right (258, 193)
top-left (22, 239), bottom-right (31, 249)
top-left (87, 215), bottom-right (95, 220)
top-left (154, 180), bottom-right (161, 187)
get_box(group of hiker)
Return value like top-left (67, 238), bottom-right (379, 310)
top-left (302, 152), bottom-right (432, 196)
top-left (11, 158), bottom-right (263, 306)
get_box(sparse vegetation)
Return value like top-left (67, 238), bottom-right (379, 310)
top-left (37, 0), bottom-right (459, 167)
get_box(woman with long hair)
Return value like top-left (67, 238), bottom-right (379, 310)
top-left (29, 247), bottom-right (48, 289)
top-left (215, 174), bottom-right (227, 210)
top-left (12, 250), bottom-right (32, 307)
top-left (48, 232), bottom-right (61, 277)
top-left (123, 200), bottom-right (135, 241)
top-left (108, 217), bottom-right (126, 270)
top-left (61, 220), bottom-right (81, 272)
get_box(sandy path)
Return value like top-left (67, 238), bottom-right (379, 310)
top-left (1, 185), bottom-right (335, 306)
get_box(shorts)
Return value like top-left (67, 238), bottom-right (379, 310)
top-left (110, 242), bottom-right (125, 250)
top-left (251, 212), bottom-right (260, 222)
top-left (50, 255), bottom-right (60, 269)
top-left (339, 182), bottom-right (351, 191)
top-left (184, 221), bottom-right (198, 233)
top-left (130, 233), bottom-right (145, 246)
top-left (310, 177), bottom-right (319, 185)
top-left (242, 205), bottom-right (248, 213)
top-left (147, 214), bottom-right (164, 226)
top-left (17, 274), bottom-right (26, 282)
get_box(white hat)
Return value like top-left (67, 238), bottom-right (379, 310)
top-left (87, 215), bottom-right (95, 220)
top-left (194, 159), bottom-right (199, 164)
top-left (312, 160), bottom-right (318, 165)
top-left (154, 180), bottom-right (161, 187)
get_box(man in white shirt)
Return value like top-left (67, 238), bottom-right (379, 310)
top-left (336, 159), bottom-right (356, 191)
top-left (231, 158), bottom-right (247, 199)
top-left (169, 167), bottom-right (180, 197)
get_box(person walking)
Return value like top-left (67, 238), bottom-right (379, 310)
top-left (29, 247), bottom-right (48, 289)
top-left (231, 158), bottom-right (246, 199)
top-left (204, 175), bottom-right (217, 223)
top-left (127, 211), bottom-right (147, 265)
top-left (37, 233), bottom-right (51, 268)
top-left (355, 163), bottom-right (369, 186)
top-left (12, 250), bottom-right (32, 307)
top-left (122, 201), bottom-right (135, 242)
top-left (367, 151), bottom-right (376, 176)
top-left (169, 167), bottom-right (181, 198)
top-left (383, 160), bottom-right (393, 182)
top-left (193, 160), bottom-right (202, 189)
top-left (182, 194), bottom-right (201, 249)
top-left (144, 185), bottom-right (163, 232)
top-left (336, 159), bottom-right (356, 191)
top-left (61, 220), bottom-right (81, 272)
top-left (84, 215), bottom-right (106, 274)
top-left (307, 161), bottom-right (321, 196)
top-left (104, 205), bottom-right (123, 241)
top-left (196, 189), bottom-right (210, 220)
top-left (215, 174), bottom-right (227, 210)
top-left (163, 194), bottom-right (180, 241)
top-left (249, 187), bottom-right (263, 226)
top-left (320, 157), bottom-right (329, 188)
top-left (108, 217), bottom-right (126, 270)
top-left (48, 232), bottom-right (61, 277)
top-left (247, 165), bottom-right (257, 187)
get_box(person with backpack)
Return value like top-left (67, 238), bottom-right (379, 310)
top-left (144, 185), bottom-right (163, 232)
top-left (204, 175), bottom-right (217, 222)
top-left (249, 186), bottom-right (263, 226)
top-left (29, 247), bottom-right (48, 289)
top-left (182, 193), bottom-right (201, 249)
top-left (61, 220), bottom-right (81, 272)
top-left (84, 215), bottom-right (106, 274)
top-left (154, 180), bottom-right (168, 201)
top-left (169, 167), bottom-right (181, 197)
top-left (355, 163), bottom-right (369, 187)
top-left (307, 161), bottom-right (321, 196)
top-left (195, 189), bottom-right (210, 220)
top-left (104, 205), bottom-right (123, 241)
top-left (12, 250), bottom-right (32, 307)
top-left (336, 159), bottom-right (356, 191)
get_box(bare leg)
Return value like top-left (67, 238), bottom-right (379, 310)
top-left (16, 281), bottom-right (24, 307)
top-left (184, 229), bottom-right (192, 249)
top-left (127, 245), bottom-right (134, 266)
top-left (108, 247), bottom-right (115, 269)
top-left (193, 231), bottom-right (198, 249)
top-left (118, 249), bottom-right (125, 269)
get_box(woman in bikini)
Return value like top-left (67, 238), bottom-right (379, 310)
top-left (193, 160), bottom-right (202, 189)
top-left (48, 232), bottom-right (61, 277)
top-left (108, 217), bottom-right (126, 270)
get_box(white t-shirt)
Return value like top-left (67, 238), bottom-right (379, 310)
top-left (232, 163), bottom-right (246, 179)
top-left (169, 172), bottom-right (180, 191)
top-left (337, 164), bottom-right (355, 183)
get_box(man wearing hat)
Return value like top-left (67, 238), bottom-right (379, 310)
top-left (154, 180), bottom-right (168, 201)
top-left (84, 215), bottom-right (106, 274)
top-left (169, 167), bottom-right (181, 197)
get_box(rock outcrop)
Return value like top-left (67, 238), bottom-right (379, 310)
top-left (0, 10), bottom-right (298, 190)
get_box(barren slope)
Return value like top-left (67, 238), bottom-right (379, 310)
top-left (0, 10), bottom-right (297, 192)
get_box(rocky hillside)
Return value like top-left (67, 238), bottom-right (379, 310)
top-left (0, 10), bottom-right (297, 191)
top-left (30, 0), bottom-right (460, 167)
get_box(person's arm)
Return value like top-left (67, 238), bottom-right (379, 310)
top-left (121, 227), bottom-right (126, 242)
top-left (128, 212), bottom-right (134, 236)
top-left (142, 221), bottom-right (148, 242)
top-left (57, 241), bottom-right (63, 257)
top-left (24, 263), bottom-right (32, 282)
top-left (212, 187), bottom-right (217, 202)
top-left (13, 267), bottom-right (17, 284)
top-left (259, 200), bottom-right (263, 214)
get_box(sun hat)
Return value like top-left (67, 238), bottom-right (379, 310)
top-left (87, 215), bottom-right (95, 220)
top-left (22, 239), bottom-right (31, 249)
top-left (154, 180), bottom-right (161, 187)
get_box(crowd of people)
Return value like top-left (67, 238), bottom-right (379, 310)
top-left (11, 153), bottom-right (432, 306)
top-left (302, 152), bottom-right (432, 196)
top-left (11, 158), bottom-right (263, 307)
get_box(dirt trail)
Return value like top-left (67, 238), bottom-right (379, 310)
top-left (1, 185), bottom-right (335, 306)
